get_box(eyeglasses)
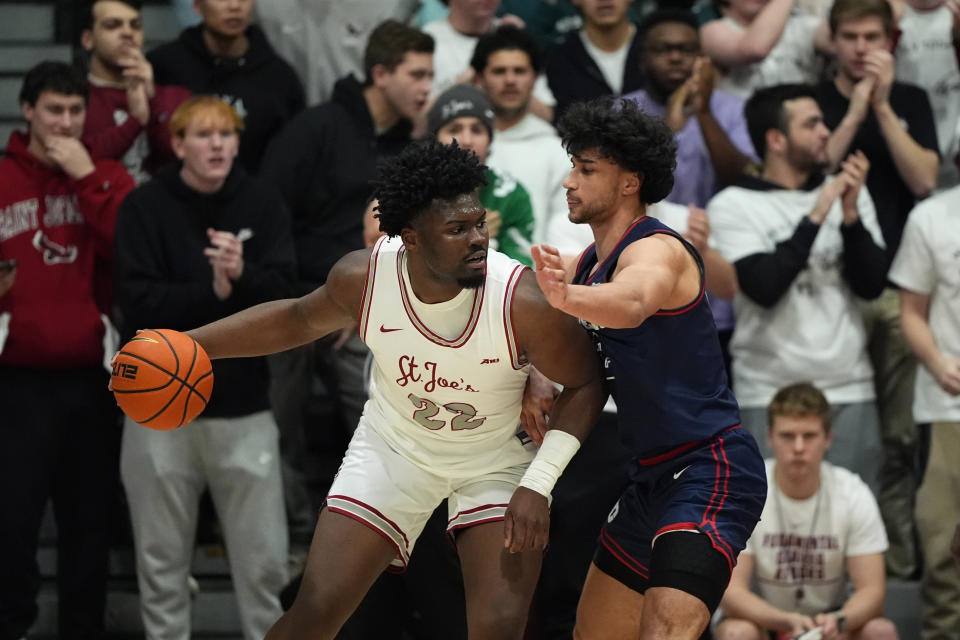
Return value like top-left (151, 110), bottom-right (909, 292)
top-left (645, 43), bottom-right (699, 56)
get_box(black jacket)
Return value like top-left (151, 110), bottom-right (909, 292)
top-left (148, 25), bottom-right (305, 174)
top-left (259, 75), bottom-right (413, 293)
top-left (545, 29), bottom-right (645, 121)
top-left (113, 164), bottom-right (297, 417)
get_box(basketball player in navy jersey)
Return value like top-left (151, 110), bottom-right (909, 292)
top-left (180, 140), bottom-right (604, 640)
top-left (528, 97), bottom-right (769, 639)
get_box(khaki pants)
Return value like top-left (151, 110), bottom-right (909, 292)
top-left (860, 288), bottom-right (919, 578)
top-left (916, 422), bottom-right (960, 640)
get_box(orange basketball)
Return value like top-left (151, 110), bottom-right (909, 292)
top-left (111, 329), bottom-right (214, 430)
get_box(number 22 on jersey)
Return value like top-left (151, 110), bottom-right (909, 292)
top-left (408, 393), bottom-right (487, 431)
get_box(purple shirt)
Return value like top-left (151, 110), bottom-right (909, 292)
top-left (623, 88), bottom-right (755, 209)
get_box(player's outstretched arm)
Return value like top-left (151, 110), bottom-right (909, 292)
top-left (503, 270), bottom-right (606, 553)
top-left (187, 249), bottom-right (368, 360)
top-left (534, 237), bottom-right (692, 329)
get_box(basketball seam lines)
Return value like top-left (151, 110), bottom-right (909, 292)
top-left (116, 330), bottom-right (209, 426)
top-left (113, 351), bottom-right (208, 398)
top-left (176, 341), bottom-right (200, 428)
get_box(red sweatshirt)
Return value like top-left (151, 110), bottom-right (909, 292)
top-left (0, 131), bottom-right (135, 368)
top-left (82, 79), bottom-right (190, 182)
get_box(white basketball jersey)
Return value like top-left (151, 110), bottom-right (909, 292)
top-left (358, 235), bottom-right (532, 478)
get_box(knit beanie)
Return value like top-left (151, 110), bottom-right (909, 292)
top-left (427, 84), bottom-right (495, 139)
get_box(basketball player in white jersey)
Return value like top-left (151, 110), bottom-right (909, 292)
top-left (182, 140), bottom-right (603, 639)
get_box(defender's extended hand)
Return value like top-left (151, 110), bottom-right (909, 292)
top-left (503, 486), bottom-right (549, 554)
top-left (532, 244), bottom-right (568, 310)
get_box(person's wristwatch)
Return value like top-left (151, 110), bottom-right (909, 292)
top-left (831, 610), bottom-right (847, 633)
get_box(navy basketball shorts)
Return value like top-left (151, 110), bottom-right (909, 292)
top-left (593, 425), bottom-right (767, 612)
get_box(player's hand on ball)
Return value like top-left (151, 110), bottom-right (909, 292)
top-left (503, 486), bottom-right (550, 553)
top-left (532, 244), bottom-right (568, 310)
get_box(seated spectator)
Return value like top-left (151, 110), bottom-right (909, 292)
top-left (700, 0), bottom-right (827, 98)
top-left (893, 0), bottom-right (960, 189)
top-left (0, 61), bottom-right (134, 640)
top-left (888, 184), bottom-right (960, 640)
top-left (148, 0), bottom-right (304, 173)
top-left (81, 0), bottom-right (190, 183)
top-left (254, 0), bottom-right (420, 106)
top-left (473, 26), bottom-right (570, 241)
top-left (708, 84), bottom-right (887, 490)
top-left (545, 0), bottom-right (644, 119)
top-left (717, 382), bottom-right (898, 640)
top-left (429, 84), bottom-right (534, 265)
top-left (113, 96), bottom-right (295, 639)
top-left (423, 0), bottom-right (554, 121)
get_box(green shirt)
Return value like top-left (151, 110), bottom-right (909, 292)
top-left (479, 167), bottom-right (534, 266)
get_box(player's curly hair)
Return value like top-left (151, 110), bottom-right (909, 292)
top-left (374, 140), bottom-right (488, 237)
top-left (557, 97), bottom-right (677, 205)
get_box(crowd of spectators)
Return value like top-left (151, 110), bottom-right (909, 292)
top-left (1, 0), bottom-right (959, 638)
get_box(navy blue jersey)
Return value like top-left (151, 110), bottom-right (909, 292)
top-left (573, 216), bottom-right (741, 460)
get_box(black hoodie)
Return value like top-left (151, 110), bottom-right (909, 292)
top-left (259, 75), bottom-right (414, 294)
top-left (113, 163), bottom-right (297, 417)
top-left (148, 25), bottom-right (305, 174)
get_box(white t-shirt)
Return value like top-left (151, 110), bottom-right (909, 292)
top-left (422, 17), bottom-right (555, 104)
top-left (894, 4), bottom-right (960, 190)
top-left (487, 113), bottom-right (571, 244)
top-left (717, 15), bottom-right (822, 99)
top-left (888, 186), bottom-right (960, 422)
top-left (579, 29), bottom-right (631, 94)
top-left (358, 236), bottom-right (532, 477)
top-left (741, 460), bottom-right (888, 617)
top-left (707, 180), bottom-right (884, 408)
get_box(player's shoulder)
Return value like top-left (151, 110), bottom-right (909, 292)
top-left (507, 265), bottom-right (549, 314)
top-left (622, 225), bottom-right (687, 263)
top-left (484, 249), bottom-right (528, 286)
top-left (328, 245), bottom-right (377, 287)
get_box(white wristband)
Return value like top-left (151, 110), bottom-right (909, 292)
top-left (517, 429), bottom-right (581, 498)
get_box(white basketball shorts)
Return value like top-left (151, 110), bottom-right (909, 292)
top-left (325, 417), bottom-right (536, 570)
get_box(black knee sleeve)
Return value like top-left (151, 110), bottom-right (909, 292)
top-left (648, 531), bottom-right (731, 614)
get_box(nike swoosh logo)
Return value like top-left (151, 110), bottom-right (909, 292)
top-left (379, 325), bottom-right (402, 333)
top-left (130, 336), bottom-right (159, 343)
top-left (673, 465), bottom-right (691, 480)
